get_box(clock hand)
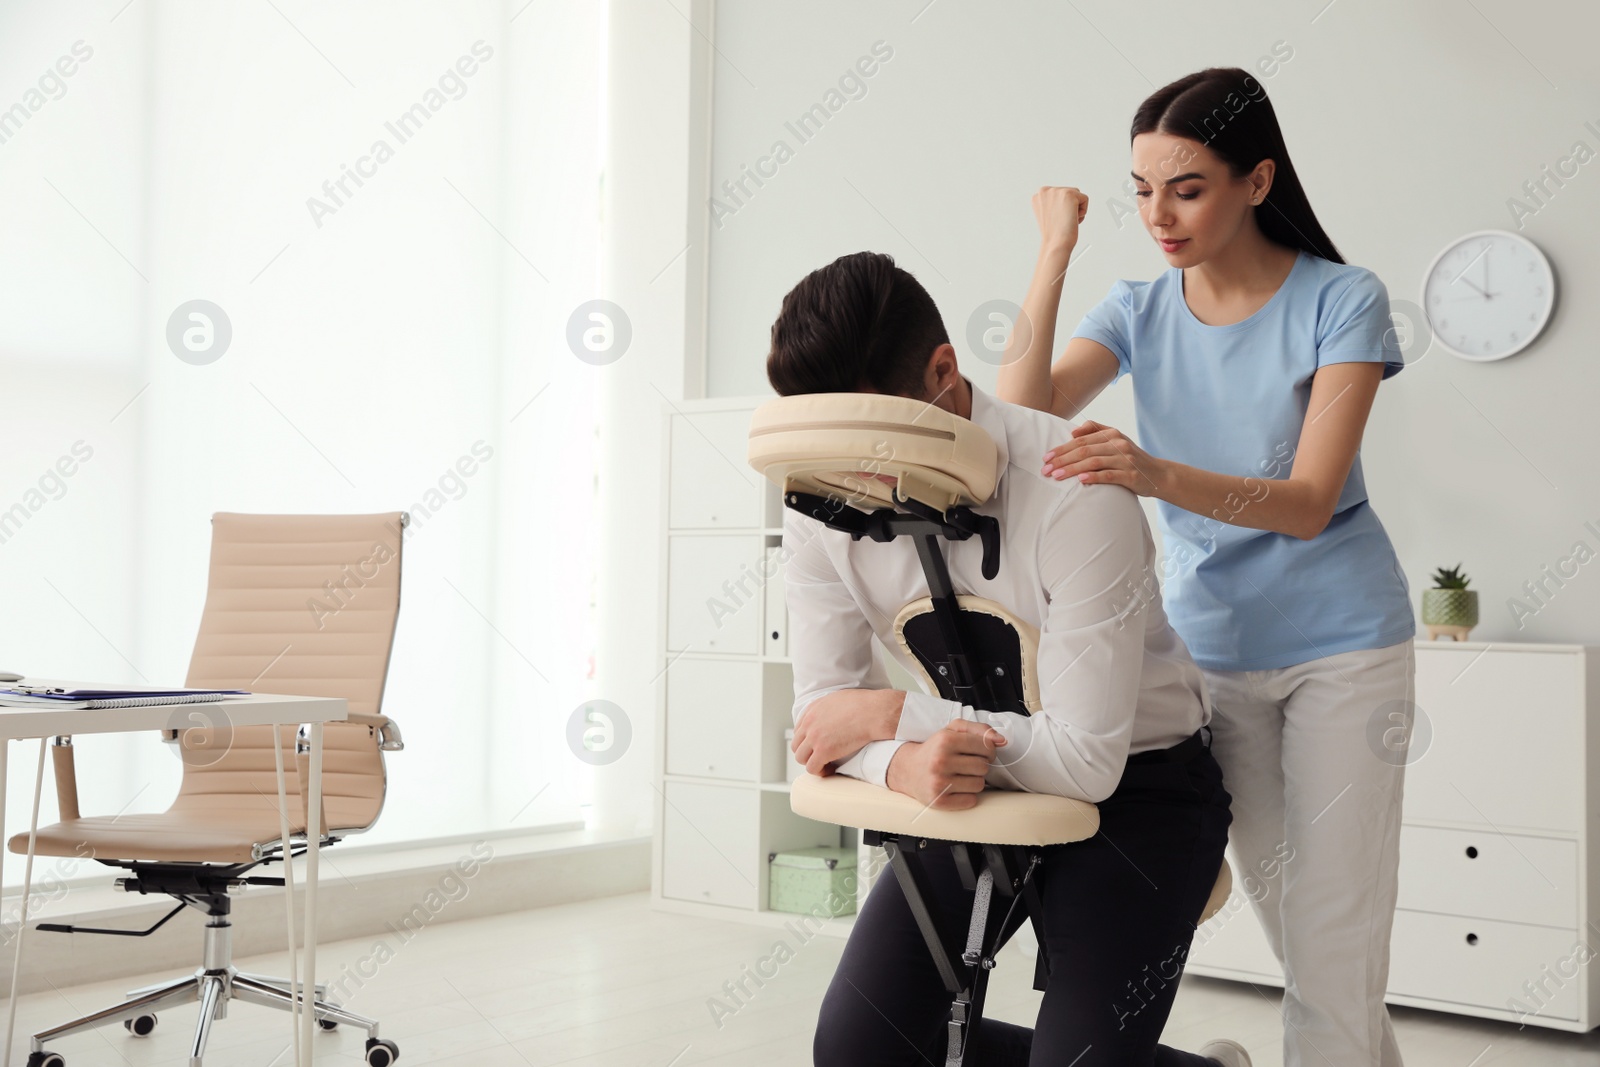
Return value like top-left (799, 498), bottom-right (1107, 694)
top-left (1450, 244), bottom-right (1491, 296)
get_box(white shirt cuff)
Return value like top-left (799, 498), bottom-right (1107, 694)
top-left (835, 738), bottom-right (909, 788)
top-left (897, 690), bottom-right (965, 742)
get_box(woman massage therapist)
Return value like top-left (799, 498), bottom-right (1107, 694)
top-left (996, 67), bottom-right (1416, 1067)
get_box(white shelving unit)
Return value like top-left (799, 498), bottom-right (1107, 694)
top-left (1187, 640), bottom-right (1600, 1032)
top-left (653, 397), bottom-right (890, 934)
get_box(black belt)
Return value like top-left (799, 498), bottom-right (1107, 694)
top-left (1125, 725), bottom-right (1211, 767)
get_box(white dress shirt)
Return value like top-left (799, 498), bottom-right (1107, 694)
top-left (784, 378), bottom-right (1210, 804)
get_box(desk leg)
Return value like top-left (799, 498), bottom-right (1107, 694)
top-left (0, 739), bottom-right (8, 1067)
top-left (300, 722), bottom-right (323, 1066)
top-left (3, 740), bottom-right (47, 1067)
top-left (273, 730), bottom-right (303, 1067)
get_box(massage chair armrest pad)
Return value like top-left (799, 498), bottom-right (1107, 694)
top-left (790, 772), bottom-right (1099, 848)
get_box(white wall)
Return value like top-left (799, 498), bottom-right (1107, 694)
top-left (590, 0), bottom-right (710, 835)
top-left (697, 0), bottom-right (1600, 648)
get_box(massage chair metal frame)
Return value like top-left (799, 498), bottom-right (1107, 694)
top-left (750, 393), bottom-right (1230, 1067)
top-left (787, 484), bottom-right (1057, 1063)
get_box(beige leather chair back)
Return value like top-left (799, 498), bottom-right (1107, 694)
top-left (175, 512), bottom-right (404, 835)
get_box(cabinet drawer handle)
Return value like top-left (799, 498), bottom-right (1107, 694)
top-left (1465, 846), bottom-right (1478, 859)
top-left (1465, 933), bottom-right (1479, 946)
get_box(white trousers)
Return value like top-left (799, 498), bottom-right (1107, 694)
top-left (1201, 638), bottom-right (1415, 1067)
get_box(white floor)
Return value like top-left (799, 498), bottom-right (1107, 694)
top-left (12, 891), bottom-right (1600, 1066)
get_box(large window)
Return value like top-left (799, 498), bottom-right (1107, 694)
top-left (0, 0), bottom-right (604, 883)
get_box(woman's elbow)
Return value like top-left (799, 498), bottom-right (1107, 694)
top-left (1285, 491), bottom-right (1338, 541)
top-left (1294, 506), bottom-right (1336, 541)
top-left (1292, 519), bottom-right (1325, 541)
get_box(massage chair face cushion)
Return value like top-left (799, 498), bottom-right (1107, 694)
top-left (747, 391), bottom-right (1038, 715)
top-left (746, 391), bottom-right (999, 515)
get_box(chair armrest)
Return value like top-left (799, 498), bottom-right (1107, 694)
top-left (287, 712), bottom-right (402, 841)
top-left (51, 736), bottom-right (80, 821)
top-left (347, 711), bottom-right (404, 751)
top-left (790, 773), bottom-right (1099, 847)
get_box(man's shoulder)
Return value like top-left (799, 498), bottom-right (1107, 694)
top-left (990, 395), bottom-right (1077, 493)
top-left (986, 396), bottom-right (1149, 533)
top-left (990, 389), bottom-right (1073, 438)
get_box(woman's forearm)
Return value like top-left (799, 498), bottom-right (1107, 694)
top-left (1153, 458), bottom-right (1332, 541)
top-left (996, 239), bottom-right (1073, 413)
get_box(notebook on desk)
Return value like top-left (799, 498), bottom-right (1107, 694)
top-left (0, 686), bottom-right (248, 710)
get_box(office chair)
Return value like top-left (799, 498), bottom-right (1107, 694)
top-left (748, 394), bottom-right (1232, 1067)
top-left (10, 513), bottom-right (408, 1067)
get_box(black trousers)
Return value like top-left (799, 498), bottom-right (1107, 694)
top-left (814, 730), bottom-right (1233, 1066)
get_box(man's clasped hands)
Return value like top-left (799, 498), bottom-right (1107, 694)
top-left (788, 687), bottom-right (1008, 810)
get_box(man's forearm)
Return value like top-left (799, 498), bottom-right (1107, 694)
top-left (880, 688), bottom-right (906, 735)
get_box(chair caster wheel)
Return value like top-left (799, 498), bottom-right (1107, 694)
top-left (318, 1015), bottom-right (339, 1031)
top-left (27, 1054), bottom-right (66, 1067)
top-left (364, 1037), bottom-right (400, 1066)
top-left (124, 1013), bottom-right (158, 1036)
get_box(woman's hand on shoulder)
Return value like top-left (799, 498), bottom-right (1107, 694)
top-left (1042, 419), bottom-right (1169, 498)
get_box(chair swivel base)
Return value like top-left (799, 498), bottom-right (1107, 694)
top-left (27, 921), bottom-right (400, 1067)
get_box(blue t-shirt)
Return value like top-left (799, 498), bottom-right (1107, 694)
top-left (1070, 249), bottom-right (1414, 672)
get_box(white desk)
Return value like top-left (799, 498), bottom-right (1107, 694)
top-left (0, 688), bottom-right (347, 1066)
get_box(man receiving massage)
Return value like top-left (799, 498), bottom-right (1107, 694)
top-left (770, 250), bottom-right (1247, 1066)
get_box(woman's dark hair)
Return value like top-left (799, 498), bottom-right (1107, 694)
top-left (1132, 67), bottom-right (1344, 264)
top-left (767, 251), bottom-right (949, 397)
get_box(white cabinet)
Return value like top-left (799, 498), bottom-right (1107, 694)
top-left (667, 409), bottom-right (767, 529)
top-left (1388, 911), bottom-right (1584, 1021)
top-left (666, 534), bottom-right (766, 654)
top-left (1396, 825), bottom-right (1577, 929)
top-left (665, 658), bottom-right (762, 781)
top-left (654, 398), bottom-right (851, 932)
top-left (1186, 642), bottom-right (1600, 1032)
top-left (660, 781), bottom-right (759, 908)
top-left (1404, 646), bottom-right (1583, 833)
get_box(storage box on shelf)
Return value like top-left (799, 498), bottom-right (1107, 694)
top-left (1186, 641), bottom-right (1600, 1032)
top-left (654, 397), bottom-right (859, 932)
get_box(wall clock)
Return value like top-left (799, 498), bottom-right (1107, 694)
top-left (1421, 230), bottom-right (1554, 361)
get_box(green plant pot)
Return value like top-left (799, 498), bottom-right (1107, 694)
top-left (1422, 588), bottom-right (1479, 628)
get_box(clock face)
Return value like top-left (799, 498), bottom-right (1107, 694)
top-left (1422, 230), bottom-right (1554, 361)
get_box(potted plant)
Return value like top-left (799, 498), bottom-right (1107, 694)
top-left (1422, 563), bottom-right (1478, 641)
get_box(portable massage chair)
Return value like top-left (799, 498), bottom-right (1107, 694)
top-left (747, 391), bottom-right (1232, 1066)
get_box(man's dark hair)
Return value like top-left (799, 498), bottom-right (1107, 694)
top-left (767, 251), bottom-right (950, 398)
